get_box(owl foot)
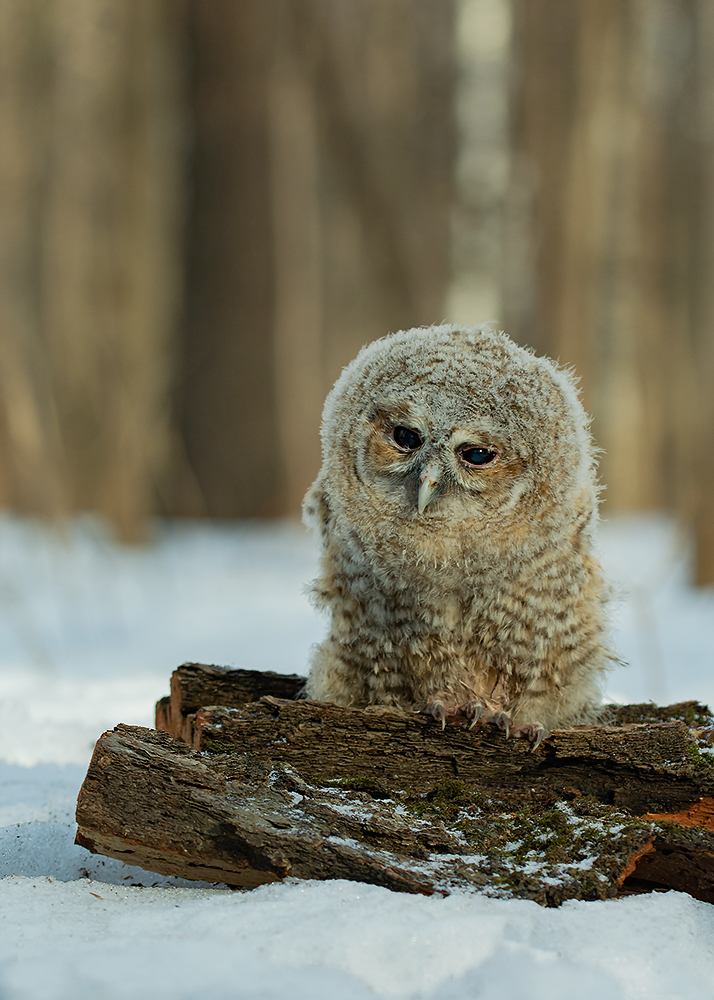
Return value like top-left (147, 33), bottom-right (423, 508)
top-left (485, 711), bottom-right (548, 749)
top-left (424, 699), bottom-right (547, 749)
top-left (503, 720), bottom-right (549, 750)
top-left (426, 699), bottom-right (449, 730)
top-left (426, 697), bottom-right (497, 731)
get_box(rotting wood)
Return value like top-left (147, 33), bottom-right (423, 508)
top-left (155, 665), bottom-right (714, 818)
top-left (76, 720), bottom-right (714, 905)
top-left (155, 663), bottom-right (305, 743)
top-left (71, 664), bottom-right (714, 905)
top-left (187, 700), bottom-right (713, 816)
top-left (76, 724), bottom-right (449, 895)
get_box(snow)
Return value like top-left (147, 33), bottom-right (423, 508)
top-left (1, 511), bottom-right (713, 1000)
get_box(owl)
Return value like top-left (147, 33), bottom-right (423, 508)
top-left (302, 324), bottom-right (613, 744)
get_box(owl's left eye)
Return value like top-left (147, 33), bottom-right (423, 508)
top-left (393, 425), bottom-right (423, 451)
top-left (459, 446), bottom-right (497, 467)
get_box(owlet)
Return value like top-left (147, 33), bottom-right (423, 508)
top-left (303, 324), bottom-right (613, 744)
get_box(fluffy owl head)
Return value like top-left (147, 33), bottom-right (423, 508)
top-left (310, 324), bottom-right (597, 565)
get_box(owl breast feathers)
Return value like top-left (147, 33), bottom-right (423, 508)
top-left (303, 323), bottom-right (613, 741)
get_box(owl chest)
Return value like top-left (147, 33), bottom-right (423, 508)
top-left (356, 583), bottom-right (481, 661)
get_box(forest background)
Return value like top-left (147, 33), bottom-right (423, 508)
top-left (1, 0), bottom-right (713, 584)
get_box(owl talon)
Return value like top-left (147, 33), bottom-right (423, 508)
top-left (486, 714), bottom-right (548, 749)
top-left (528, 723), bottom-right (549, 750)
top-left (467, 703), bottom-right (485, 730)
top-left (424, 699), bottom-right (548, 749)
top-left (531, 730), bottom-right (545, 751)
top-left (456, 699), bottom-right (485, 729)
top-left (427, 700), bottom-right (448, 730)
top-left (508, 721), bottom-right (549, 749)
top-left (493, 711), bottom-right (511, 738)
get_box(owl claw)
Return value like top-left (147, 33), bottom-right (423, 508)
top-left (484, 711), bottom-right (549, 749)
top-left (424, 699), bottom-right (547, 749)
top-left (426, 700), bottom-right (448, 730)
top-left (526, 723), bottom-right (549, 751)
top-left (493, 711), bottom-right (511, 738)
top-left (508, 720), bottom-right (549, 750)
top-left (467, 703), bottom-right (484, 730)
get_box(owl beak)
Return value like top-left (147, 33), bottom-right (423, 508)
top-left (418, 461), bottom-right (442, 514)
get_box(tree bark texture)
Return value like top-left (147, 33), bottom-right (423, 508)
top-left (75, 664), bottom-right (714, 906)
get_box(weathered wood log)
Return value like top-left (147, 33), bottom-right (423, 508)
top-left (186, 699), bottom-right (714, 817)
top-left (154, 662), bottom-right (305, 744)
top-left (155, 664), bottom-right (714, 818)
top-left (76, 720), bottom-right (714, 905)
top-left (70, 663), bottom-right (714, 904)
top-left (76, 724), bottom-right (458, 894)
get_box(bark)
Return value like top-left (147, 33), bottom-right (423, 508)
top-left (186, 699), bottom-right (714, 816)
top-left (154, 662), bottom-right (305, 744)
top-left (77, 711), bottom-right (714, 906)
top-left (76, 724), bottom-right (452, 894)
top-left (71, 663), bottom-right (714, 905)
top-left (155, 664), bottom-right (714, 817)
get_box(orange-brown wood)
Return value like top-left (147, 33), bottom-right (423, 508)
top-left (643, 797), bottom-right (714, 831)
top-left (617, 839), bottom-right (655, 886)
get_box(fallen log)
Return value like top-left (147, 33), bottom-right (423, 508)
top-left (75, 724), bottom-right (455, 894)
top-left (73, 664), bottom-right (714, 905)
top-left (76, 720), bottom-right (714, 905)
top-left (155, 664), bottom-right (714, 816)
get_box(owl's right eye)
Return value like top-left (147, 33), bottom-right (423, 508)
top-left (392, 425), bottom-right (423, 451)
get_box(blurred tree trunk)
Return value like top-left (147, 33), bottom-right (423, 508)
top-left (506, 0), bottom-right (714, 582)
top-left (0, 0), bottom-right (184, 541)
top-left (268, 11), bottom-right (324, 517)
top-left (173, 0), bottom-right (456, 518)
top-left (0, 0), bottom-right (455, 531)
top-left (170, 1), bottom-right (280, 519)
top-left (690, 0), bottom-right (714, 584)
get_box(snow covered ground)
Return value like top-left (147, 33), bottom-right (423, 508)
top-left (1, 512), bottom-right (713, 1000)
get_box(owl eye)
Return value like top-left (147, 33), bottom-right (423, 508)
top-left (393, 425), bottom-right (423, 451)
top-left (459, 446), bottom-right (497, 467)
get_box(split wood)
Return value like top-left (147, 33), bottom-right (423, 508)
top-left (75, 663), bottom-right (714, 906)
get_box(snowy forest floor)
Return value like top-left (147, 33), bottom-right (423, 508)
top-left (1, 512), bottom-right (713, 1000)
